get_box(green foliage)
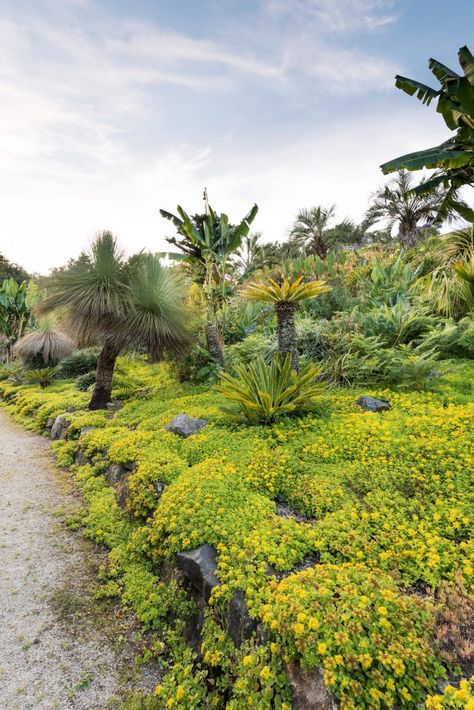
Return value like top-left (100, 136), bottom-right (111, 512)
top-left (0, 253), bottom-right (29, 283)
top-left (58, 347), bottom-right (100, 378)
top-left (25, 366), bottom-right (60, 388)
top-left (171, 344), bottom-right (220, 384)
top-left (0, 278), bottom-right (36, 357)
top-left (75, 371), bottom-right (97, 391)
top-left (225, 333), bottom-right (277, 368)
top-left (381, 46), bottom-right (474, 224)
top-left (417, 318), bottom-right (474, 359)
top-left (217, 354), bottom-right (325, 423)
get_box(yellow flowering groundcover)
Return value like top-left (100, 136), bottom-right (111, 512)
top-left (1, 356), bottom-right (473, 709)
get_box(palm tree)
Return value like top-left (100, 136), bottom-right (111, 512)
top-left (40, 232), bottom-right (189, 409)
top-left (244, 269), bottom-right (331, 371)
top-left (289, 205), bottom-right (336, 259)
top-left (454, 251), bottom-right (474, 313)
top-left (13, 315), bottom-right (74, 366)
top-left (364, 170), bottom-right (448, 249)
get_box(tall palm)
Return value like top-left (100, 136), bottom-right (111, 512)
top-left (289, 205), bottom-right (336, 259)
top-left (244, 269), bottom-right (331, 371)
top-left (41, 232), bottom-right (189, 409)
top-left (364, 170), bottom-right (448, 249)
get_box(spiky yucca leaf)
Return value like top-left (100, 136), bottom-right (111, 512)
top-left (217, 354), bottom-right (324, 423)
top-left (244, 275), bottom-right (331, 304)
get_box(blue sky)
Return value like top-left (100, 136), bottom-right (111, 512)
top-left (1, 0), bottom-right (472, 272)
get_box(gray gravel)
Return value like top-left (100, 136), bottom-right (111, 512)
top-left (0, 410), bottom-right (156, 709)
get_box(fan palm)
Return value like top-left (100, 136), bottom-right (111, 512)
top-left (244, 271), bottom-right (331, 370)
top-left (364, 170), bottom-right (448, 248)
top-left (40, 232), bottom-right (190, 409)
top-left (454, 252), bottom-right (474, 313)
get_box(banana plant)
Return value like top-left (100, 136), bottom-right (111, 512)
top-left (160, 195), bottom-right (258, 366)
top-left (381, 45), bottom-right (474, 224)
top-left (0, 279), bottom-right (36, 361)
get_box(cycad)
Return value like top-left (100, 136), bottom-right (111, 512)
top-left (217, 354), bottom-right (324, 423)
top-left (244, 271), bottom-right (331, 370)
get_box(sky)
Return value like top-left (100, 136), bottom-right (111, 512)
top-left (0, 0), bottom-right (473, 273)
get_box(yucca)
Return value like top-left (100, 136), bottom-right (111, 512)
top-left (217, 354), bottom-right (324, 423)
top-left (13, 315), bottom-right (75, 366)
top-left (244, 273), bottom-right (331, 370)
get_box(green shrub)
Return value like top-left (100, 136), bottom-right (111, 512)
top-left (225, 333), bottom-right (277, 368)
top-left (75, 371), bottom-right (96, 391)
top-left (58, 347), bottom-right (100, 378)
top-left (217, 354), bottom-right (325, 423)
top-left (418, 318), bottom-right (474, 359)
top-left (172, 344), bottom-right (220, 384)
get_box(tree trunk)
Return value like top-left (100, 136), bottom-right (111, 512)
top-left (275, 302), bottom-right (299, 371)
top-left (399, 226), bottom-right (417, 249)
top-left (205, 321), bottom-right (225, 368)
top-left (88, 340), bottom-right (121, 410)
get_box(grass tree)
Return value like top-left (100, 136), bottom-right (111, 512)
top-left (41, 232), bottom-right (189, 410)
top-left (13, 315), bottom-right (74, 366)
top-left (244, 268), bottom-right (331, 371)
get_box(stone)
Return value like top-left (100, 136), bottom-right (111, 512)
top-left (80, 426), bottom-right (96, 436)
top-left (116, 475), bottom-right (131, 508)
top-left (165, 413), bottom-right (208, 438)
top-left (176, 544), bottom-right (219, 601)
top-left (122, 461), bottom-right (137, 472)
top-left (227, 590), bottom-right (258, 647)
top-left (50, 415), bottom-right (71, 440)
top-left (74, 450), bottom-right (89, 466)
top-left (285, 664), bottom-right (338, 710)
top-left (106, 463), bottom-right (129, 485)
top-left (45, 417), bottom-right (55, 430)
top-left (356, 395), bottom-right (390, 413)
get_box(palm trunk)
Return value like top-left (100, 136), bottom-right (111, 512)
top-left (399, 226), bottom-right (417, 249)
top-left (88, 339), bottom-right (121, 410)
top-left (275, 302), bottom-right (299, 371)
top-left (205, 321), bottom-right (225, 368)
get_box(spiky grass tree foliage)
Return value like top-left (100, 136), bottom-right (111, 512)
top-left (244, 273), bottom-right (331, 371)
top-left (13, 316), bottom-right (74, 366)
top-left (41, 232), bottom-right (190, 410)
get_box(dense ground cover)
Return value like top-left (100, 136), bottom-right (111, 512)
top-left (1, 356), bottom-right (473, 709)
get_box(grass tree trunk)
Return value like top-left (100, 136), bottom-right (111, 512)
top-left (275, 302), bottom-right (299, 371)
top-left (88, 339), bottom-right (121, 410)
top-left (206, 321), bottom-right (225, 368)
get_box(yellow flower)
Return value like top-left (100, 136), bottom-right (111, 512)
top-left (318, 642), bottom-right (327, 655)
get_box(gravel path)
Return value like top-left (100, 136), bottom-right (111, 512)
top-left (0, 410), bottom-right (155, 709)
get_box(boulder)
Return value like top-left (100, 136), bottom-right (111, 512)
top-left (45, 417), bottom-right (55, 430)
top-left (285, 664), bottom-right (338, 710)
top-left (154, 481), bottom-right (165, 497)
top-left (227, 590), bottom-right (258, 647)
top-left (106, 401), bottom-right (123, 413)
top-left (356, 395), bottom-right (390, 413)
top-left (74, 450), bottom-right (90, 466)
top-left (80, 426), bottom-right (96, 436)
top-left (116, 475), bottom-right (131, 508)
top-left (165, 413), bottom-right (208, 438)
top-left (50, 415), bottom-right (71, 440)
top-left (106, 463), bottom-right (129, 485)
top-left (176, 544), bottom-right (219, 601)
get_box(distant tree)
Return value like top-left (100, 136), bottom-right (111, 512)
top-left (381, 45), bottom-right (474, 224)
top-left (364, 170), bottom-right (449, 249)
top-left (289, 205), bottom-right (362, 259)
top-left (0, 253), bottom-right (29, 283)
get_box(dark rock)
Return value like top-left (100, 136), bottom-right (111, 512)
top-left (285, 663), bottom-right (338, 709)
top-left (106, 463), bottom-right (129, 485)
top-left (276, 500), bottom-right (314, 524)
top-left (275, 555), bottom-right (320, 582)
top-left (176, 544), bottom-right (219, 601)
top-left (165, 413), bottom-right (208, 438)
top-left (50, 415), bottom-right (71, 440)
top-left (45, 417), bottom-right (55, 430)
top-left (227, 590), bottom-right (258, 647)
top-left (74, 450), bottom-right (90, 466)
top-left (116, 475), bottom-right (131, 508)
top-left (356, 395), bottom-right (390, 413)
top-left (122, 461), bottom-right (137, 472)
